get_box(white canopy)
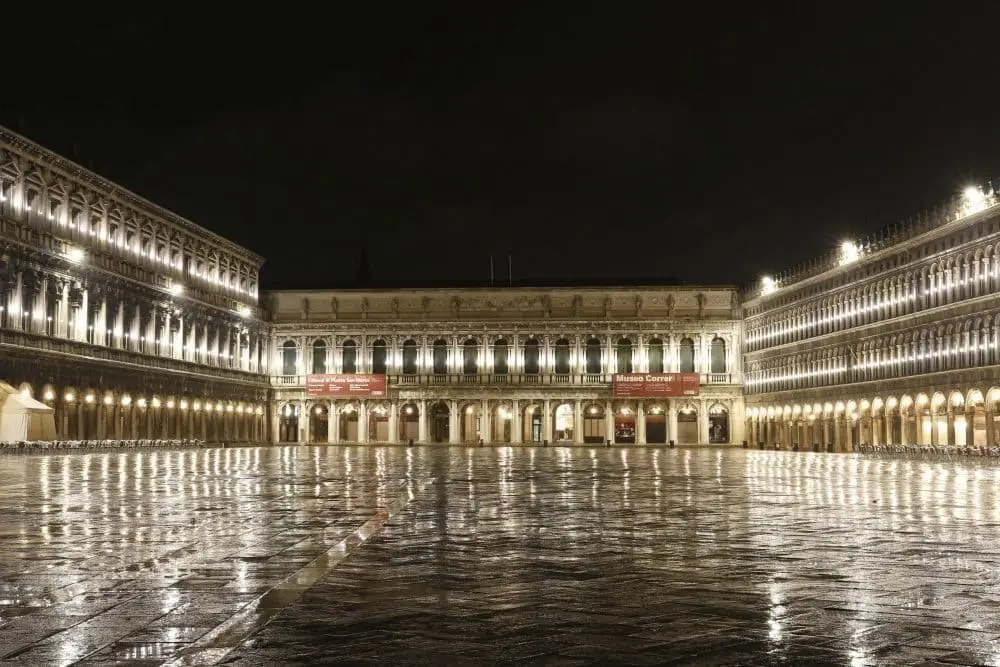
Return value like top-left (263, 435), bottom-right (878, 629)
top-left (0, 382), bottom-right (56, 442)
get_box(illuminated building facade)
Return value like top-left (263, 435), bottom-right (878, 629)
top-left (267, 288), bottom-right (744, 445)
top-left (0, 128), bottom-right (269, 441)
top-left (743, 186), bottom-right (1000, 450)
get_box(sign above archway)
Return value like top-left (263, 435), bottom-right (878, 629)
top-left (613, 373), bottom-right (699, 397)
top-left (306, 374), bottom-right (386, 398)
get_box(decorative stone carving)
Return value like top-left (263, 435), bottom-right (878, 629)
top-left (542, 295), bottom-right (551, 317)
top-left (452, 296), bottom-right (461, 317)
top-left (390, 297), bottom-right (399, 317)
top-left (634, 294), bottom-right (643, 317)
top-left (696, 293), bottom-right (707, 318)
top-left (330, 297), bottom-right (338, 320)
top-left (604, 295), bottom-right (613, 318)
top-left (573, 294), bottom-right (583, 316)
top-left (665, 294), bottom-right (675, 316)
top-left (360, 297), bottom-right (368, 320)
top-left (300, 297), bottom-right (309, 320)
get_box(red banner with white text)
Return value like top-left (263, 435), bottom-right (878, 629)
top-left (306, 374), bottom-right (387, 398)
top-left (612, 373), bottom-right (700, 397)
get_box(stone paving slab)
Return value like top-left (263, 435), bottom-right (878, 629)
top-left (0, 447), bottom-right (1000, 664)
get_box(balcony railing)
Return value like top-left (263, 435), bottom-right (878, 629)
top-left (0, 328), bottom-right (266, 385)
top-left (271, 372), bottom-right (742, 387)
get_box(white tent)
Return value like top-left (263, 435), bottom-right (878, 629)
top-left (0, 382), bottom-right (57, 442)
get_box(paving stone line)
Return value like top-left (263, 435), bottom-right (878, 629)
top-left (163, 476), bottom-right (435, 667)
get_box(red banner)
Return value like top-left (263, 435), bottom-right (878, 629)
top-left (613, 373), bottom-right (700, 397)
top-left (306, 374), bottom-right (386, 398)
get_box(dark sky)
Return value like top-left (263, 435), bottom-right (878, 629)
top-left (3, 5), bottom-right (999, 289)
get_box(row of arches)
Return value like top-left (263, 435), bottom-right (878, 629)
top-left (282, 336), bottom-right (729, 376)
top-left (277, 399), bottom-right (734, 445)
top-left (748, 387), bottom-right (1000, 450)
top-left (13, 382), bottom-right (266, 443)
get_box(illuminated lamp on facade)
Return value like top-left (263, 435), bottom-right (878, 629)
top-left (761, 276), bottom-right (777, 295)
top-left (839, 241), bottom-right (859, 266)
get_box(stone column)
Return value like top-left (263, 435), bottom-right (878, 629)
top-left (271, 407), bottom-right (280, 444)
top-left (328, 404), bottom-right (337, 443)
top-left (965, 409), bottom-right (975, 447)
top-left (449, 400), bottom-right (460, 444)
top-left (358, 401), bottom-right (368, 443)
top-left (302, 406), bottom-right (311, 443)
top-left (699, 401), bottom-right (709, 444)
top-left (418, 400), bottom-right (427, 442)
top-left (988, 409), bottom-right (996, 447)
top-left (388, 401), bottom-right (398, 444)
top-left (637, 401), bottom-right (646, 444)
top-left (574, 400), bottom-right (584, 444)
top-left (605, 400), bottom-right (614, 443)
top-left (481, 399), bottom-right (491, 442)
top-left (946, 411), bottom-right (956, 447)
top-left (668, 403), bottom-right (678, 444)
top-left (543, 399), bottom-right (552, 443)
top-left (511, 399), bottom-right (522, 444)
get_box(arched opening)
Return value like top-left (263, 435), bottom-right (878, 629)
top-left (432, 340), bottom-right (448, 375)
top-left (616, 338), bottom-right (633, 373)
top-left (399, 402), bottom-right (419, 442)
top-left (648, 338), bottom-right (664, 373)
top-left (523, 338), bottom-right (540, 374)
top-left (340, 404), bottom-right (359, 441)
top-left (281, 341), bottom-right (297, 377)
top-left (280, 403), bottom-right (299, 442)
top-left (585, 337), bottom-right (602, 374)
top-left (402, 339), bottom-right (418, 375)
top-left (523, 404), bottom-right (543, 442)
top-left (463, 339), bottom-right (478, 375)
top-left (614, 403), bottom-right (636, 443)
top-left (553, 403), bottom-right (574, 442)
top-left (679, 338), bottom-right (695, 373)
top-left (677, 405), bottom-right (698, 443)
top-left (646, 403), bottom-right (667, 443)
top-left (710, 337), bottom-right (727, 374)
top-left (493, 404), bottom-right (513, 442)
top-left (554, 338), bottom-right (571, 375)
top-left (583, 403), bottom-right (605, 443)
top-left (368, 403), bottom-right (389, 441)
top-left (430, 401), bottom-right (450, 442)
top-left (311, 340), bottom-right (327, 375)
top-left (708, 404), bottom-right (729, 443)
top-left (371, 339), bottom-right (388, 374)
top-left (311, 403), bottom-right (329, 442)
top-left (460, 403), bottom-right (481, 442)
top-left (493, 338), bottom-right (509, 374)
top-left (342, 340), bottom-right (357, 373)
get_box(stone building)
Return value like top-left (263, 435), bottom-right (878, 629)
top-left (743, 186), bottom-right (1000, 450)
top-left (0, 127), bottom-right (269, 442)
top-left (267, 288), bottom-right (744, 445)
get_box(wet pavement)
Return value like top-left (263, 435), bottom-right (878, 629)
top-left (0, 448), bottom-right (999, 665)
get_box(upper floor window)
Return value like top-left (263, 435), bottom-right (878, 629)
top-left (402, 339), bottom-right (418, 374)
top-left (463, 339), bottom-right (478, 374)
top-left (312, 340), bottom-right (326, 374)
top-left (523, 338), bottom-right (540, 374)
top-left (679, 338), bottom-right (695, 373)
top-left (710, 337), bottom-right (727, 373)
top-left (616, 338), bottom-right (633, 373)
top-left (281, 341), bottom-right (297, 376)
top-left (554, 338), bottom-right (571, 374)
top-left (342, 339), bottom-right (357, 373)
top-left (493, 339), bottom-right (508, 374)
top-left (648, 337), bottom-right (664, 373)
top-left (585, 338), bottom-right (602, 374)
top-left (372, 339), bottom-right (388, 374)
top-left (432, 339), bottom-right (448, 375)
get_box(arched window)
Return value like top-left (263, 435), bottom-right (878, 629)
top-left (616, 338), bottom-right (633, 373)
top-left (648, 337), bottom-right (664, 373)
top-left (523, 338), bottom-right (540, 374)
top-left (710, 337), bottom-right (727, 374)
top-left (281, 341), bottom-right (297, 376)
top-left (402, 339), bottom-right (418, 374)
top-left (463, 339), bottom-right (478, 374)
top-left (585, 337), bottom-right (602, 374)
top-left (432, 339), bottom-right (448, 375)
top-left (554, 338), bottom-right (571, 374)
top-left (342, 339), bottom-right (357, 373)
top-left (493, 338), bottom-right (508, 374)
top-left (311, 340), bottom-right (326, 375)
top-left (372, 339), bottom-right (388, 374)
top-left (679, 337), bottom-right (695, 373)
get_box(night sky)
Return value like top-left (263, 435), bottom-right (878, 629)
top-left (3, 6), bottom-right (998, 290)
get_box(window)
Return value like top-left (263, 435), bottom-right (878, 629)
top-left (679, 338), bottom-right (695, 373)
top-left (648, 338), bottom-right (664, 373)
top-left (402, 339), bottom-right (418, 374)
top-left (616, 338), bottom-right (633, 373)
top-left (493, 339), bottom-right (508, 374)
top-left (554, 338), bottom-right (570, 374)
top-left (342, 339), bottom-right (357, 373)
top-left (710, 337), bottom-right (727, 373)
top-left (523, 338), bottom-right (540, 374)
top-left (312, 340), bottom-right (326, 374)
top-left (585, 338), bottom-right (602, 374)
top-left (282, 341), bottom-right (297, 376)
top-left (433, 339), bottom-right (448, 375)
top-left (463, 339), bottom-right (478, 374)
top-left (372, 339), bottom-right (388, 374)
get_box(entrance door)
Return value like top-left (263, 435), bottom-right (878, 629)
top-left (531, 416), bottom-right (542, 442)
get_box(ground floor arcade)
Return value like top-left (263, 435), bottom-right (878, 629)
top-left (273, 395), bottom-right (743, 445)
top-left (747, 385), bottom-right (1000, 452)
